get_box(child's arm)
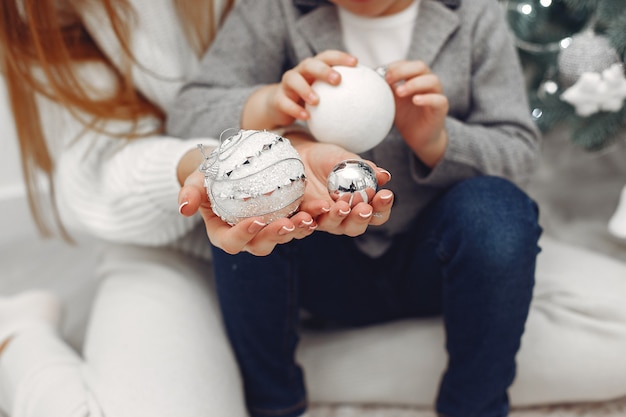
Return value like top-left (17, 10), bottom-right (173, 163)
top-left (384, 60), bottom-right (450, 168)
top-left (383, 2), bottom-right (540, 186)
top-left (241, 51), bottom-right (357, 130)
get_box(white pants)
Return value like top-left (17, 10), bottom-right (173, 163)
top-left (1, 236), bottom-right (626, 416)
top-left (0, 245), bottom-right (247, 417)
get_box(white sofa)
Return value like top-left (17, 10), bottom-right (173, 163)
top-left (2, 109), bottom-right (626, 415)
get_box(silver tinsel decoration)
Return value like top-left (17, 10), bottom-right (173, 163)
top-left (200, 129), bottom-right (306, 225)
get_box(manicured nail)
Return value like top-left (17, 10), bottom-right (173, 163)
top-left (178, 201), bottom-right (189, 215)
top-left (300, 218), bottom-right (314, 227)
top-left (380, 191), bottom-right (394, 201)
top-left (279, 224), bottom-right (296, 235)
top-left (308, 224), bottom-right (319, 231)
top-left (379, 169), bottom-right (392, 181)
top-left (359, 210), bottom-right (373, 219)
top-left (248, 220), bottom-right (266, 234)
top-left (321, 207), bottom-right (331, 213)
top-left (339, 208), bottom-right (351, 216)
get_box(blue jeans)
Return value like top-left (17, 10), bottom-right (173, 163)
top-left (212, 176), bottom-right (542, 417)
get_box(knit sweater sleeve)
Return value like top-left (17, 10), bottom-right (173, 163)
top-left (54, 120), bottom-right (213, 246)
top-left (78, 0), bottom-right (199, 110)
top-left (411, 0), bottom-right (541, 188)
top-left (50, 0), bottom-right (220, 245)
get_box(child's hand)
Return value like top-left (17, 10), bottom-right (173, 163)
top-left (385, 60), bottom-right (449, 167)
top-left (242, 50), bottom-right (358, 130)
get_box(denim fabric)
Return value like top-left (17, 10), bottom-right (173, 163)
top-left (212, 176), bottom-right (542, 417)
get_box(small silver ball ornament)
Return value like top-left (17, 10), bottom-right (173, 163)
top-left (200, 129), bottom-right (306, 225)
top-left (327, 159), bottom-right (378, 207)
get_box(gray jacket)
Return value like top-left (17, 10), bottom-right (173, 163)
top-left (167, 0), bottom-right (540, 257)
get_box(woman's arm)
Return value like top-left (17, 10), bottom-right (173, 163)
top-left (48, 0), bottom-right (217, 245)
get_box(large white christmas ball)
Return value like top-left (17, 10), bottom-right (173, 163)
top-left (306, 65), bottom-right (395, 154)
top-left (201, 129), bottom-right (306, 225)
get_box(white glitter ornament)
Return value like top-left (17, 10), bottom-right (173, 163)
top-left (306, 65), bottom-right (395, 154)
top-left (200, 129), bottom-right (306, 225)
top-left (327, 159), bottom-right (378, 207)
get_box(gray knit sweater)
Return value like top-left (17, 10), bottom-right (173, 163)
top-left (167, 0), bottom-right (540, 257)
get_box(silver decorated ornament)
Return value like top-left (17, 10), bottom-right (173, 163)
top-left (327, 159), bottom-right (378, 207)
top-left (200, 129), bottom-right (306, 225)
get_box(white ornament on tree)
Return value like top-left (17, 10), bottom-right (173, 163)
top-left (557, 29), bottom-right (621, 89)
top-left (560, 63), bottom-right (626, 117)
top-left (200, 129), bottom-right (306, 225)
top-left (306, 65), bottom-right (395, 154)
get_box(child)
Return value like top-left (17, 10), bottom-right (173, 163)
top-left (167, 1), bottom-right (542, 416)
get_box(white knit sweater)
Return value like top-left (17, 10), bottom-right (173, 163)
top-left (42, 0), bottom-right (229, 256)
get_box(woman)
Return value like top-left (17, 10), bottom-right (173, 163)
top-left (0, 0), bottom-right (250, 415)
top-left (0, 0), bottom-right (392, 415)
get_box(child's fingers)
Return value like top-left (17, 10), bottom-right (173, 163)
top-left (314, 49), bottom-right (358, 68)
top-left (394, 73), bottom-right (442, 98)
top-left (276, 92), bottom-right (309, 121)
top-left (385, 60), bottom-right (430, 85)
top-left (282, 69), bottom-right (320, 105)
top-left (412, 93), bottom-right (450, 114)
top-left (296, 57), bottom-right (343, 88)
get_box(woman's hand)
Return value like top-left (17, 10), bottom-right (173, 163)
top-left (288, 132), bottom-right (394, 237)
top-left (241, 50), bottom-right (358, 130)
top-left (180, 169), bottom-right (318, 256)
top-left (385, 60), bottom-right (449, 167)
top-left (177, 133), bottom-right (394, 255)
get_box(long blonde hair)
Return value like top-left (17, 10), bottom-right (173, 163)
top-left (0, 0), bottom-right (234, 240)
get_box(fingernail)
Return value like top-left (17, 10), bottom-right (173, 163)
top-left (300, 218), bottom-right (314, 227)
top-left (321, 207), bottom-right (331, 213)
top-left (279, 225), bottom-right (296, 235)
top-left (178, 201), bottom-right (189, 215)
top-left (308, 224), bottom-right (319, 231)
top-left (339, 208), bottom-right (351, 216)
top-left (248, 220), bottom-right (266, 234)
top-left (380, 191), bottom-right (394, 201)
top-left (359, 210), bottom-right (373, 219)
top-left (379, 169), bottom-right (392, 181)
